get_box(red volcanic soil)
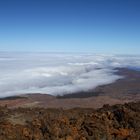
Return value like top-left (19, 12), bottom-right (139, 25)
top-left (0, 68), bottom-right (140, 109)
top-left (0, 101), bottom-right (140, 140)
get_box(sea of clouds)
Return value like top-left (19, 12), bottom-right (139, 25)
top-left (0, 52), bottom-right (140, 97)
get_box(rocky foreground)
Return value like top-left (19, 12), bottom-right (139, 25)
top-left (0, 101), bottom-right (140, 140)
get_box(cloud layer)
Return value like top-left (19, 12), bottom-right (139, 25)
top-left (0, 52), bottom-right (140, 97)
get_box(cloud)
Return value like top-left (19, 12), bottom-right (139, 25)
top-left (0, 52), bottom-right (140, 97)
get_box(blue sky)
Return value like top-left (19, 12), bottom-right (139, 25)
top-left (0, 0), bottom-right (140, 54)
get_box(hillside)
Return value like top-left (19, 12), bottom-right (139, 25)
top-left (0, 101), bottom-right (140, 140)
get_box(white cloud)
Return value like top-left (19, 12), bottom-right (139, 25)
top-left (0, 52), bottom-right (139, 97)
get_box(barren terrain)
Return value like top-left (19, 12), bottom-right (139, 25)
top-left (0, 101), bottom-right (140, 140)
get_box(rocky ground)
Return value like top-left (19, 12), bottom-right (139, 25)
top-left (0, 68), bottom-right (140, 139)
top-left (0, 101), bottom-right (140, 140)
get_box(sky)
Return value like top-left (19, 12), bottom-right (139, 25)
top-left (0, 0), bottom-right (140, 54)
